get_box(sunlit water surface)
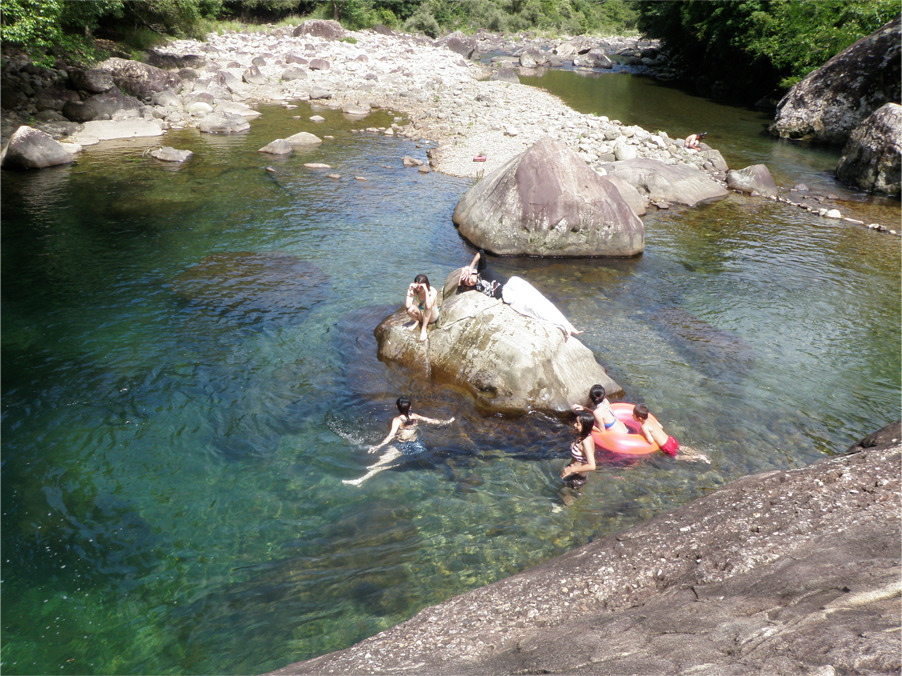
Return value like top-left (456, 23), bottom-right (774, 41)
top-left (2, 78), bottom-right (899, 675)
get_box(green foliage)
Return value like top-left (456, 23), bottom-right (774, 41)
top-left (404, 4), bottom-right (441, 37)
top-left (1, 0), bottom-right (122, 65)
top-left (636, 0), bottom-right (898, 99)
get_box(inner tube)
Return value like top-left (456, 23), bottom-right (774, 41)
top-left (591, 402), bottom-right (659, 456)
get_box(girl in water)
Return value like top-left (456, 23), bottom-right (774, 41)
top-left (571, 383), bottom-right (629, 435)
top-left (560, 409), bottom-right (599, 488)
top-left (405, 273), bottom-right (439, 343)
top-left (343, 397), bottom-right (455, 487)
top-left (458, 249), bottom-right (583, 338)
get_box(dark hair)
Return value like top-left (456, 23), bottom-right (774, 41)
top-left (697, 132), bottom-right (708, 139)
top-left (575, 410), bottom-right (595, 440)
top-left (476, 249), bottom-right (487, 273)
top-left (633, 403), bottom-right (649, 421)
top-left (396, 397), bottom-right (411, 418)
top-left (588, 384), bottom-right (606, 406)
top-left (414, 273), bottom-right (429, 287)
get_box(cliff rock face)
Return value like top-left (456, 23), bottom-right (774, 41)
top-left (769, 16), bottom-right (901, 145)
top-left (452, 136), bottom-right (645, 257)
top-left (270, 421), bottom-right (901, 675)
top-left (836, 102), bottom-right (902, 196)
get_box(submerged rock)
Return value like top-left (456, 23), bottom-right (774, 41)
top-left (173, 252), bottom-right (328, 328)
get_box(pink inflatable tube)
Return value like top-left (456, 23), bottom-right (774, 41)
top-left (591, 402), bottom-right (660, 456)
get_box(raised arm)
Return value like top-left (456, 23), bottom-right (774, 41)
top-left (410, 412), bottom-right (455, 426)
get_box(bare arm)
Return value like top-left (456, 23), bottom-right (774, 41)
top-left (410, 412), bottom-right (455, 426)
top-left (423, 286), bottom-right (437, 312)
top-left (404, 284), bottom-right (417, 310)
top-left (561, 437), bottom-right (597, 478)
top-left (369, 416), bottom-right (402, 454)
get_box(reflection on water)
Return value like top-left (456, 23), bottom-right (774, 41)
top-left (2, 94), bottom-right (899, 675)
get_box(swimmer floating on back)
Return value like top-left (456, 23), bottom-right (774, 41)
top-left (343, 397), bottom-right (455, 486)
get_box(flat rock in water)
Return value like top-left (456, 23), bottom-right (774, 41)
top-left (303, 162), bottom-right (331, 169)
top-left (258, 139), bottom-right (293, 155)
top-left (284, 131), bottom-right (322, 146)
top-left (149, 146), bottom-right (193, 162)
top-left (71, 119), bottom-right (164, 141)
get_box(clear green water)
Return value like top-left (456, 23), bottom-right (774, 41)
top-left (2, 79), bottom-right (900, 674)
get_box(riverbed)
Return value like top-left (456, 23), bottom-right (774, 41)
top-left (2, 65), bottom-right (899, 675)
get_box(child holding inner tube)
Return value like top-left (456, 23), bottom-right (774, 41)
top-left (633, 403), bottom-right (710, 463)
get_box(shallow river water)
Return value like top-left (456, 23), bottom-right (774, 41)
top-left (2, 72), bottom-right (900, 674)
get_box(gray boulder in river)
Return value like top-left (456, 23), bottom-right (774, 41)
top-left (769, 15), bottom-right (901, 145)
top-left (268, 421), bottom-right (901, 675)
top-left (599, 157), bottom-right (730, 207)
top-left (452, 136), bottom-right (644, 257)
top-left (1, 125), bottom-right (75, 170)
top-left (374, 269), bottom-right (622, 414)
top-left (726, 163), bottom-right (779, 197)
top-left (835, 102), bottom-right (902, 196)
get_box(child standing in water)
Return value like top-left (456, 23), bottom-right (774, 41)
top-left (343, 397), bottom-right (455, 486)
top-left (632, 403), bottom-right (709, 463)
top-left (560, 410), bottom-right (600, 488)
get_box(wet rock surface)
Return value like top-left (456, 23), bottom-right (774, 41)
top-left (269, 421), bottom-right (901, 675)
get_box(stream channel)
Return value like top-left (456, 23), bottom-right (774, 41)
top-left (2, 66), bottom-right (900, 674)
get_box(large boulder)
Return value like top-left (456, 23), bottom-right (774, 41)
top-left (725, 164), bottom-right (779, 197)
top-left (67, 67), bottom-right (115, 94)
top-left (291, 19), bottom-right (345, 39)
top-left (197, 112), bottom-right (250, 134)
top-left (452, 136), bottom-right (644, 257)
top-left (1, 125), bottom-right (75, 169)
top-left (598, 158), bottom-right (729, 207)
top-left (91, 57), bottom-right (181, 101)
top-left (374, 270), bottom-right (622, 415)
top-left (835, 102), bottom-right (902, 196)
top-left (438, 32), bottom-right (478, 60)
top-left (61, 87), bottom-right (143, 123)
top-left (769, 16), bottom-right (901, 145)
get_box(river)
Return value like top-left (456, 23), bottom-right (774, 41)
top-left (2, 70), bottom-right (899, 675)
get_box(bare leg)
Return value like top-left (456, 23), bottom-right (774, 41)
top-left (418, 306), bottom-right (438, 342)
top-left (343, 447), bottom-right (403, 486)
top-left (406, 306), bottom-right (423, 332)
top-left (677, 446), bottom-right (710, 464)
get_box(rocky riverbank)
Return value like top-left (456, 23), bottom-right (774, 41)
top-left (269, 420), bottom-right (901, 675)
top-left (3, 22), bottom-right (897, 235)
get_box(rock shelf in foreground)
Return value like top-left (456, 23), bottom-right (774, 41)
top-left (269, 422), bottom-right (900, 675)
